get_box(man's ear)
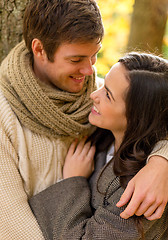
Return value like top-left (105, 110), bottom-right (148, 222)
top-left (31, 38), bottom-right (47, 61)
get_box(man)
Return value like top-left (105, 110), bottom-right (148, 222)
top-left (0, 0), bottom-right (167, 238)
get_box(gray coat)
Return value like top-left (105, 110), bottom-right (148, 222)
top-left (29, 151), bottom-right (168, 240)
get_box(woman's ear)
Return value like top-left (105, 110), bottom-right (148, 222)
top-left (31, 38), bottom-right (47, 61)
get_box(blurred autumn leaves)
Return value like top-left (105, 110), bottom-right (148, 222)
top-left (0, 0), bottom-right (167, 73)
top-left (96, 0), bottom-right (168, 77)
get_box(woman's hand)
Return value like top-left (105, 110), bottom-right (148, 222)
top-left (63, 138), bottom-right (96, 179)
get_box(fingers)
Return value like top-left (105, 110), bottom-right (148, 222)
top-left (67, 139), bottom-right (78, 157)
top-left (119, 183), bottom-right (145, 219)
top-left (67, 137), bottom-right (88, 157)
top-left (87, 145), bottom-right (96, 160)
top-left (118, 185), bottom-right (167, 220)
top-left (119, 193), bottom-right (167, 220)
top-left (145, 203), bottom-right (166, 220)
top-left (69, 137), bottom-right (95, 160)
top-left (117, 180), bottom-right (140, 219)
top-left (116, 181), bottom-right (134, 208)
top-left (117, 158), bottom-right (168, 221)
top-left (143, 199), bottom-right (167, 219)
top-left (135, 196), bottom-right (166, 218)
top-left (74, 137), bottom-right (88, 155)
top-left (134, 197), bottom-right (156, 216)
top-left (87, 145), bottom-right (96, 172)
top-left (119, 195), bottom-right (141, 219)
top-left (81, 141), bottom-right (92, 157)
top-left (63, 137), bottom-right (95, 179)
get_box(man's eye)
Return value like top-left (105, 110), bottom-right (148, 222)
top-left (71, 59), bottom-right (81, 63)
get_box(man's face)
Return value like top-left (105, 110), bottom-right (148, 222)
top-left (34, 41), bottom-right (101, 93)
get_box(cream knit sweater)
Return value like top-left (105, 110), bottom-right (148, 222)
top-left (0, 72), bottom-right (104, 239)
top-left (0, 89), bottom-right (70, 239)
top-left (0, 84), bottom-right (168, 239)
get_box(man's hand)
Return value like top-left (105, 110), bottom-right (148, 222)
top-left (116, 156), bottom-right (168, 220)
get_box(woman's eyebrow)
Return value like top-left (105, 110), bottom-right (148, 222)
top-left (104, 84), bottom-right (115, 101)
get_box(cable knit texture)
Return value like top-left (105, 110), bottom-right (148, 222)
top-left (0, 90), bottom-right (45, 239)
top-left (0, 41), bottom-right (168, 239)
top-left (0, 41), bottom-right (100, 239)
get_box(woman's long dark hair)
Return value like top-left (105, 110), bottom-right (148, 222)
top-left (90, 52), bottom-right (168, 239)
top-left (115, 53), bottom-right (168, 188)
top-left (115, 53), bottom-right (168, 238)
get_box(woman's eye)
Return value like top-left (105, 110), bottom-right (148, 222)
top-left (106, 91), bottom-right (110, 100)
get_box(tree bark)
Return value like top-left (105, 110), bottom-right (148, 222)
top-left (0, 0), bottom-right (28, 63)
top-left (127, 0), bottom-right (168, 55)
top-left (0, 0), bottom-right (168, 63)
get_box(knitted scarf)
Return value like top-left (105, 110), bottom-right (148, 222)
top-left (0, 41), bottom-right (96, 138)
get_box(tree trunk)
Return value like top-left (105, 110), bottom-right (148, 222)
top-left (0, 0), bottom-right (28, 63)
top-left (127, 0), bottom-right (168, 55)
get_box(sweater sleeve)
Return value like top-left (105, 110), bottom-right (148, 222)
top-left (29, 177), bottom-right (166, 240)
top-left (0, 99), bottom-right (44, 239)
top-left (147, 140), bottom-right (168, 161)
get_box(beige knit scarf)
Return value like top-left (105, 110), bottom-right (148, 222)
top-left (0, 41), bottom-right (96, 138)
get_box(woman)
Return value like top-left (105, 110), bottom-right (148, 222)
top-left (30, 53), bottom-right (168, 239)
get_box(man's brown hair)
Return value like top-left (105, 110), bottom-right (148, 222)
top-left (23, 0), bottom-right (104, 61)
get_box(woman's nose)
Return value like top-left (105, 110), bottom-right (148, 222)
top-left (90, 89), bottom-right (99, 101)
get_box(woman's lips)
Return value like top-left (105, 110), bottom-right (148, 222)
top-left (91, 105), bottom-right (100, 115)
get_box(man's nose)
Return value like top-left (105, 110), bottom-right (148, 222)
top-left (79, 61), bottom-right (94, 76)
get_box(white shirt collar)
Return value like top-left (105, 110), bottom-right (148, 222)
top-left (106, 143), bottom-right (115, 163)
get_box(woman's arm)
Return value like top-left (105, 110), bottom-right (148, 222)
top-left (30, 176), bottom-right (144, 240)
top-left (29, 172), bottom-right (167, 240)
top-left (29, 139), bottom-right (168, 239)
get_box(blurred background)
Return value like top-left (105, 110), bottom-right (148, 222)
top-left (0, 0), bottom-right (168, 77)
top-left (96, 0), bottom-right (168, 77)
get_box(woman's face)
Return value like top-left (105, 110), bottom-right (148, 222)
top-left (89, 62), bottom-right (129, 143)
